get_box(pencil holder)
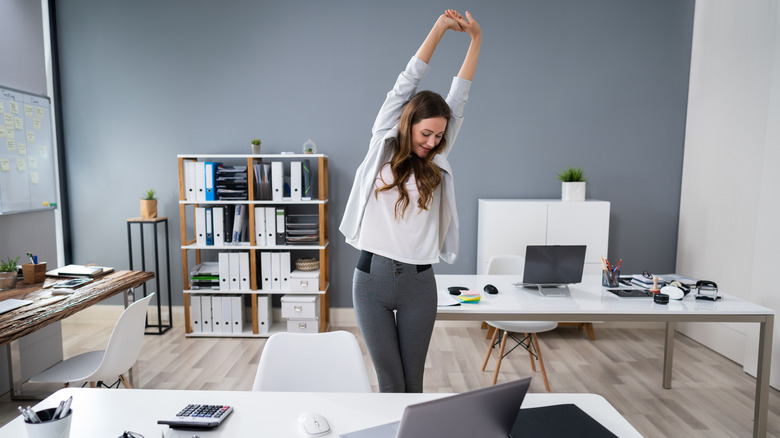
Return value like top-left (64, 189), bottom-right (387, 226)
top-left (602, 269), bottom-right (620, 287)
top-left (22, 263), bottom-right (47, 284)
top-left (24, 407), bottom-right (72, 438)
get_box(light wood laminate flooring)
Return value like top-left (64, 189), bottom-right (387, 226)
top-left (1, 309), bottom-right (778, 437)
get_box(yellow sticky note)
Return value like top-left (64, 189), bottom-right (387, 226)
top-left (39, 145), bottom-right (48, 158)
top-left (0, 102), bottom-right (4, 113)
top-left (6, 139), bottom-right (15, 151)
top-left (4, 114), bottom-right (12, 126)
top-left (24, 105), bottom-right (33, 117)
top-left (0, 126), bottom-right (5, 138)
top-left (33, 119), bottom-right (41, 130)
top-left (16, 158), bottom-right (25, 172)
top-left (0, 159), bottom-right (9, 172)
top-left (9, 101), bottom-right (19, 115)
top-left (14, 117), bottom-right (23, 130)
top-left (18, 143), bottom-right (27, 156)
top-left (26, 132), bottom-right (34, 143)
top-left (5, 129), bottom-right (14, 140)
top-left (29, 157), bottom-right (37, 168)
top-left (35, 107), bottom-right (44, 118)
top-left (30, 172), bottom-right (38, 184)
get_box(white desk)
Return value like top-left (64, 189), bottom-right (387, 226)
top-left (435, 274), bottom-right (775, 438)
top-left (0, 387), bottom-right (641, 437)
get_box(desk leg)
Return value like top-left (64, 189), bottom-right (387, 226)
top-left (7, 339), bottom-right (24, 399)
top-left (754, 314), bottom-right (773, 438)
top-left (124, 288), bottom-right (138, 388)
top-left (663, 321), bottom-right (675, 389)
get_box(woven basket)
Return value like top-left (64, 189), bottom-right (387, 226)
top-left (295, 258), bottom-right (319, 271)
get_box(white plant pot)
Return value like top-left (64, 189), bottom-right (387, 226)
top-left (561, 181), bottom-right (586, 201)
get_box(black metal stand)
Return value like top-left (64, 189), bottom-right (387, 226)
top-left (127, 217), bottom-right (173, 335)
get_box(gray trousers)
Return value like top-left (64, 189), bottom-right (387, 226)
top-left (352, 251), bottom-right (437, 393)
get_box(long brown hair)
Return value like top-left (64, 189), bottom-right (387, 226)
top-left (376, 90), bottom-right (450, 218)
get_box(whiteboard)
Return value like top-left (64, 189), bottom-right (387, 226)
top-left (0, 85), bottom-right (57, 214)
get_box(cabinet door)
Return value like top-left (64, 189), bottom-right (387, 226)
top-left (477, 200), bottom-right (547, 274)
top-left (547, 201), bottom-right (610, 269)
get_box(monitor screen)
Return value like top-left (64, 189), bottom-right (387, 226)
top-left (522, 245), bottom-right (587, 286)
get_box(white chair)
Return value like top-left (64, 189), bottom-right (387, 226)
top-left (253, 331), bottom-right (371, 392)
top-left (29, 293), bottom-right (154, 389)
top-left (481, 256), bottom-right (556, 391)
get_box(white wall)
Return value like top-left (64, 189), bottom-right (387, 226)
top-left (677, 0), bottom-right (780, 388)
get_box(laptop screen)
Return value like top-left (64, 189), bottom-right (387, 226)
top-left (522, 245), bottom-right (586, 286)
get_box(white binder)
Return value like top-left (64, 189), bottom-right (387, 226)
top-left (271, 161), bottom-right (284, 201)
top-left (257, 294), bottom-right (272, 334)
top-left (213, 207), bottom-right (224, 246)
top-left (195, 161), bottom-right (206, 202)
top-left (281, 252), bottom-right (291, 290)
top-left (195, 207), bottom-right (206, 246)
top-left (264, 207), bottom-right (276, 246)
top-left (221, 295), bottom-right (232, 334)
top-left (229, 252), bottom-right (241, 290)
top-left (238, 251), bottom-right (250, 290)
top-left (261, 252), bottom-right (272, 290)
top-left (271, 252), bottom-right (282, 290)
top-left (218, 252), bottom-right (230, 291)
top-left (290, 161), bottom-right (302, 201)
top-left (184, 160), bottom-right (197, 202)
top-left (211, 295), bottom-right (222, 332)
top-left (205, 207), bottom-right (213, 245)
top-left (230, 295), bottom-right (244, 334)
top-left (190, 294), bottom-right (202, 332)
top-left (254, 207), bottom-right (266, 246)
top-left (200, 295), bottom-right (212, 333)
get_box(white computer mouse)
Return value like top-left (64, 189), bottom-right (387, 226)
top-left (661, 285), bottom-right (684, 300)
top-left (298, 411), bottom-right (331, 436)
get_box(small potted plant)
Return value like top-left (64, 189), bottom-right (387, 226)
top-left (140, 189), bottom-right (158, 218)
top-left (251, 138), bottom-right (262, 155)
top-left (557, 166), bottom-right (587, 201)
top-left (0, 256), bottom-right (20, 291)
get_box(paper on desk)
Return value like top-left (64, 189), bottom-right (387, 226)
top-left (437, 290), bottom-right (461, 307)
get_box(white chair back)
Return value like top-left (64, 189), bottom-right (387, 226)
top-left (487, 255), bottom-right (525, 275)
top-left (90, 293), bottom-right (154, 382)
top-left (253, 331), bottom-right (372, 392)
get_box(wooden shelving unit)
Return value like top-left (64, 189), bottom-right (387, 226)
top-left (177, 154), bottom-right (330, 337)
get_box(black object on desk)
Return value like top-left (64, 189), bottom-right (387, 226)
top-left (127, 217), bottom-right (172, 335)
top-left (511, 403), bottom-right (618, 438)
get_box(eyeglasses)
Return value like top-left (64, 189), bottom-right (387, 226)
top-left (642, 270), bottom-right (653, 279)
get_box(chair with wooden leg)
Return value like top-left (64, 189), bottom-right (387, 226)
top-left (29, 293), bottom-right (154, 389)
top-left (480, 255), bottom-right (556, 391)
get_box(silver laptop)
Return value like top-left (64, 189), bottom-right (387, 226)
top-left (339, 377), bottom-right (531, 438)
top-left (519, 245), bottom-right (586, 296)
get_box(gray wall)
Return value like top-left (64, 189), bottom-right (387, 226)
top-left (53, 0), bottom-right (694, 307)
top-left (0, 1), bottom-right (57, 273)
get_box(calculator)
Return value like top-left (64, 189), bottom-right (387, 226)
top-left (157, 404), bottom-right (234, 429)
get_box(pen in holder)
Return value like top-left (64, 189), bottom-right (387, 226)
top-left (22, 262), bottom-right (47, 284)
top-left (23, 407), bottom-right (72, 438)
top-left (602, 269), bottom-right (620, 287)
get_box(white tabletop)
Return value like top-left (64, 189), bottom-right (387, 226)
top-left (436, 274), bottom-right (774, 321)
top-left (0, 387), bottom-right (642, 437)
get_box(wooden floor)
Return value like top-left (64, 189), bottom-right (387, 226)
top-left (1, 309), bottom-right (779, 437)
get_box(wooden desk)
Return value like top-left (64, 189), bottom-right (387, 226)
top-left (0, 270), bottom-right (154, 398)
top-left (0, 388), bottom-right (642, 437)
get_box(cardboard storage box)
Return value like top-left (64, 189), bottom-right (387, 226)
top-left (289, 269), bottom-right (320, 292)
top-left (286, 318), bottom-right (319, 334)
top-left (281, 294), bottom-right (320, 320)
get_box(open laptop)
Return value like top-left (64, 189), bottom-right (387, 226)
top-left (339, 377), bottom-right (531, 438)
top-left (518, 245), bottom-right (586, 296)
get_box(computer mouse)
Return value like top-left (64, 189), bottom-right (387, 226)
top-left (448, 286), bottom-right (468, 295)
top-left (483, 284), bottom-right (498, 295)
top-left (661, 285), bottom-right (684, 300)
top-left (298, 412), bottom-right (331, 436)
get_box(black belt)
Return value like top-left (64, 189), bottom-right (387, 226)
top-left (357, 250), bottom-right (431, 274)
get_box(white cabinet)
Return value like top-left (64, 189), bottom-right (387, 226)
top-left (477, 199), bottom-right (610, 275)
